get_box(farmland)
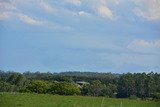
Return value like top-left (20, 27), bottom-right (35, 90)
top-left (0, 93), bottom-right (159, 107)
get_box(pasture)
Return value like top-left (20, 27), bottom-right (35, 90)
top-left (0, 93), bottom-right (159, 107)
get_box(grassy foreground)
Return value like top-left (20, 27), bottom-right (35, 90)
top-left (0, 93), bottom-right (159, 107)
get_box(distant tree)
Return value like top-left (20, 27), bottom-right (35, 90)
top-left (7, 73), bottom-right (19, 85)
top-left (135, 73), bottom-right (147, 98)
top-left (0, 70), bottom-right (160, 99)
top-left (26, 80), bottom-right (47, 94)
top-left (103, 83), bottom-right (117, 97)
top-left (49, 82), bottom-right (80, 95)
top-left (90, 80), bottom-right (103, 96)
top-left (0, 81), bottom-right (17, 92)
top-left (81, 80), bottom-right (105, 96)
top-left (146, 72), bottom-right (156, 98)
top-left (16, 75), bottom-right (28, 87)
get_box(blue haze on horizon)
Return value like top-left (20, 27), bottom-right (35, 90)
top-left (0, 0), bottom-right (160, 73)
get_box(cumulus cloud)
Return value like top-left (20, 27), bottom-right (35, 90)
top-left (18, 14), bottom-right (44, 25)
top-left (97, 5), bottom-right (114, 20)
top-left (78, 11), bottom-right (89, 16)
top-left (133, 0), bottom-right (160, 21)
top-left (89, 0), bottom-right (118, 20)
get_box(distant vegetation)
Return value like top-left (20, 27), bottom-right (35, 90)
top-left (0, 70), bottom-right (160, 100)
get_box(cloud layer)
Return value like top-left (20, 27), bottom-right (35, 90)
top-left (127, 39), bottom-right (160, 54)
top-left (1, 0), bottom-right (160, 23)
top-left (18, 14), bottom-right (44, 25)
top-left (133, 0), bottom-right (160, 21)
top-left (0, 0), bottom-right (160, 73)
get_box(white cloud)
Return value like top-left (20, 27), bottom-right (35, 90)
top-left (97, 5), bottom-right (114, 20)
top-left (0, 1), bottom-right (16, 11)
top-left (84, 0), bottom-right (116, 20)
top-left (39, 0), bottom-right (54, 13)
top-left (78, 11), bottom-right (89, 16)
top-left (0, 12), bottom-right (11, 20)
top-left (0, 0), bottom-right (117, 21)
top-left (0, 0), bottom-right (45, 25)
top-left (133, 0), bottom-right (160, 21)
top-left (127, 39), bottom-right (160, 54)
top-left (0, 1), bottom-right (16, 20)
top-left (64, 0), bottom-right (81, 5)
top-left (18, 14), bottom-right (44, 25)
top-left (60, 0), bottom-right (117, 20)
top-left (128, 39), bottom-right (160, 48)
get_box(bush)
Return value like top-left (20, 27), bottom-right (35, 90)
top-left (26, 80), bottom-right (47, 94)
top-left (49, 82), bottom-right (80, 95)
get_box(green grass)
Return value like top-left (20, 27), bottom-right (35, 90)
top-left (0, 93), bottom-right (159, 107)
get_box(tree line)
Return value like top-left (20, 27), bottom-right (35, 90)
top-left (0, 70), bottom-right (160, 99)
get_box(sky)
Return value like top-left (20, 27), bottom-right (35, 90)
top-left (0, 0), bottom-right (160, 73)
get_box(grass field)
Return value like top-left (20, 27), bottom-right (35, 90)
top-left (0, 93), bottom-right (159, 107)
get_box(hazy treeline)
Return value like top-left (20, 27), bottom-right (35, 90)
top-left (0, 70), bottom-right (160, 99)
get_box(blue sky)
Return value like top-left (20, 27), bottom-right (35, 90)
top-left (0, 0), bottom-right (160, 73)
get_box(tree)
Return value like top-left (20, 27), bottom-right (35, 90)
top-left (81, 80), bottom-right (105, 96)
top-left (146, 72), bottom-right (156, 98)
top-left (117, 73), bottom-right (136, 98)
top-left (0, 81), bottom-right (17, 92)
top-left (49, 82), bottom-right (80, 95)
top-left (7, 73), bottom-right (19, 85)
top-left (26, 80), bottom-right (47, 94)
